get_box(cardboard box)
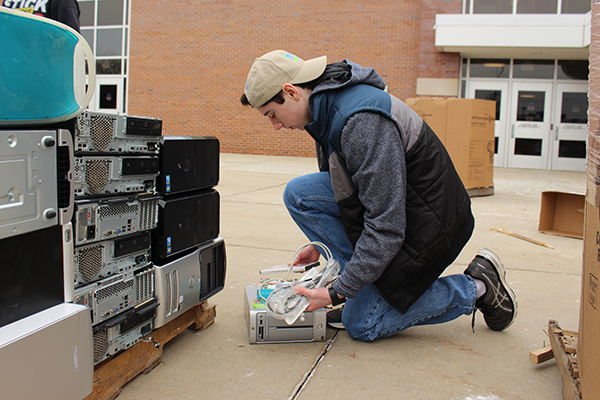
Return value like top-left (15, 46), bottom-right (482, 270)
top-left (580, 3), bottom-right (600, 397)
top-left (405, 97), bottom-right (495, 190)
top-left (580, 199), bottom-right (600, 399)
top-left (538, 191), bottom-right (585, 239)
top-left (404, 97), bottom-right (447, 143)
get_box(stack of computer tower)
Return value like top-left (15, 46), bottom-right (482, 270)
top-left (71, 111), bottom-right (162, 364)
top-left (151, 135), bottom-right (226, 329)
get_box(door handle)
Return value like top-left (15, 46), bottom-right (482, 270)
top-left (555, 126), bottom-right (559, 141)
top-left (511, 124), bottom-right (515, 139)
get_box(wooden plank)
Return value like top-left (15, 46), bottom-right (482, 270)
top-left (530, 344), bottom-right (554, 364)
top-left (490, 226), bottom-right (554, 249)
top-left (548, 320), bottom-right (581, 400)
top-left (85, 302), bottom-right (216, 400)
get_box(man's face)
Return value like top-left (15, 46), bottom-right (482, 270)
top-left (256, 86), bottom-right (311, 131)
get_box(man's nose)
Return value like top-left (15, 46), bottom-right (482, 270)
top-left (271, 119), bottom-right (283, 130)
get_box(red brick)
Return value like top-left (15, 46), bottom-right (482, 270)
top-left (128, 0), bottom-right (460, 157)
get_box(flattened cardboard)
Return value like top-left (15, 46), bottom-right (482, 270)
top-left (538, 191), bottom-right (584, 239)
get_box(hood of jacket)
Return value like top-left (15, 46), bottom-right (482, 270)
top-left (305, 60), bottom-right (387, 144)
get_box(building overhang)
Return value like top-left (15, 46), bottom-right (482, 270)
top-left (434, 12), bottom-right (590, 60)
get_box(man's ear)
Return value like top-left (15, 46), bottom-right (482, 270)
top-left (281, 83), bottom-right (300, 100)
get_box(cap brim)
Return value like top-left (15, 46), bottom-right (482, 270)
top-left (290, 55), bottom-right (327, 84)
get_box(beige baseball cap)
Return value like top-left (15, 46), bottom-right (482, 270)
top-left (244, 50), bottom-right (327, 108)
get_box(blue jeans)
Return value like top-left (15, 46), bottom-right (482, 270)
top-left (283, 172), bottom-right (477, 342)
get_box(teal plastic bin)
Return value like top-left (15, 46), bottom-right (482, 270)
top-left (0, 7), bottom-right (95, 125)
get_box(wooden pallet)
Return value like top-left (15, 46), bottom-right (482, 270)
top-left (84, 302), bottom-right (216, 400)
top-left (467, 186), bottom-right (494, 198)
top-left (530, 320), bottom-right (581, 400)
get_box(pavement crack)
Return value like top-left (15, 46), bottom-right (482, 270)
top-left (288, 330), bottom-right (339, 400)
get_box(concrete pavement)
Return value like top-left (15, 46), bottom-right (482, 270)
top-left (117, 153), bottom-right (585, 400)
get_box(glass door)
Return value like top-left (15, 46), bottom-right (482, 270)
top-left (90, 76), bottom-right (124, 113)
top-left (508, 82), bottom-right (554, 169)
top-left (467, 81), bottom-right (509, 167)
top-left (551, 83), bottom-right (588, 171)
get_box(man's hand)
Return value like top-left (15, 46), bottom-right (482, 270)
top-left (292, 244), bottom-right (321, 266)
top-left (295, 287), bottom-right (331, 311)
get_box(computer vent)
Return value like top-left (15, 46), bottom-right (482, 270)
top-left (77, 244), bottom-right (103, 282)
top-left (135, 267), bottom-right (154, 304)
top-left (85, 159), bottom-right (110, 194)
top-left (90, 114), bottom-right (114, 150)
top-left (93, 328), bottom-right (109, 364)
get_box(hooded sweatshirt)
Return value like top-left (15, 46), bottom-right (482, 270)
top-left (305, 60), bottom-right (472, 313)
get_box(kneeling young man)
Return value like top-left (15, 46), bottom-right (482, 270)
top-left (241, 50), bottom-right (517, 341)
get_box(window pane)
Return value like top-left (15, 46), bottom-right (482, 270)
top-left (96, 59), bottom-right (122, 75)
top-left (517, 91), bottom-right (545, 122)
top-left (561, 92), bottom-right (588, 124)
top-left (475, 90), bottom-right (502, 120)
top-left (96, 28), bottom-right (123, 56)
top-left (465, 0), bottom-right (471, 13)
top-left (462, 58), bottom-right (468, 78)
top-left (473, 0), bottom-right (513, 13)
top-left (470, 59), bottom-right (510, 78)
top-left (557, 60), bottom-right (589, 80)
top-left (124, 27), bottom-right (128, 54)
top-left (100, 85), bottom-right (118, 109)
top-left (515, 138), bottom-right (542, 156)
top-left (513, 60), bottom-right (554, 79)
top-left (517, 0), bottom-right (557, 14)
top-left (562, 0), bottom-right (591, 13)
top-left (80, 29), bottom-right (94, 51)
top-left (98, 0), bottom-right (124, 26)
top-left (79, 0), bottom-right (95, 26)
top-left (558, 140), bottom-right (586, 158)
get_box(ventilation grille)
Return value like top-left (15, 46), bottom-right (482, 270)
top-left (77, 112), bottom-right (90, 133)
top-left (139, 200), bottom-right (158, 230)
top-left (57, 146), bottom-right (71, 208)
top-left (90, 115), bottom-right (114, 150)
top-left (135, 268), bottom-right (154, 304)
top-left (99, 202), bottom-right (138, 219)
top-left (93, 328), bottom-right (109, 364)
top-left (85, 159), bottom-right (110, 194)
top-left (96, 279), bottom-right (134, 301)
top-left (77, 245), bottom-right (103, 282)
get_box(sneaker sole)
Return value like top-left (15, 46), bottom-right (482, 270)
top-left (327, 321), bottom-right (346, 330)
top-left (477, 248), bottom-right (518, 330)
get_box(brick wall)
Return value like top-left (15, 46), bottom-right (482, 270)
top-left (128, 0), bottom-right (460, 157)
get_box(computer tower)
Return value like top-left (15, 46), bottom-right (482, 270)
top-left (73, 194), bottom-right (159, 246)
top-left (0, 223), bottom-right (72, 328)
top-left (244, 286), bottom-right (326, 344)
top-left (92, 298), bottom-right (158, 365)
top-left (151, 189), bottom-right (220, 261)
top-left (157, 135), bottom-right (219, 196)
top-left (0, 128), bottom-right (73, 240)
top-left (73, 265), bottom-right (154, 326)
top-left (75, 111), bottom-right (162, 154)
top-left (73, 231), bottom-right (151, 287)
top-left (73, 155), bottom-right (159, 198)
top-left (0, 303), bottom-right (93, 400)
top-left (153, 237), bottom-right (226, 329)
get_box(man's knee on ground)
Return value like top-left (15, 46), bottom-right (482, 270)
top-left (343, 314), bottom-right (378, 342)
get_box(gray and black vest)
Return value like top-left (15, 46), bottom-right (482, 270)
top-left (306, 84), bottom-right (473, 314)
